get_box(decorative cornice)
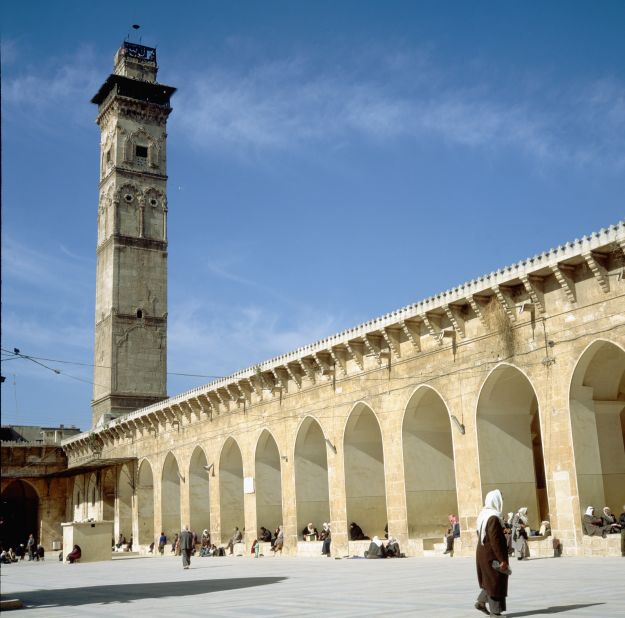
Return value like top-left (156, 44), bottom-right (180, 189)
top-left (63, 220), bottom-right (625, 447)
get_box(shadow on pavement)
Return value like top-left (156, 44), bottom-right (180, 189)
top-left (21, 577), bottom-right (286, 608)
top-left (507, 603), bottom-right (605, 617)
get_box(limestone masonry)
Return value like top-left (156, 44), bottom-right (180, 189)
top-left (2, 42), bottom-right (624, 560)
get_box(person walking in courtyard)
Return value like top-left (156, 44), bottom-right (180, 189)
top-left (475, 489), bottom-right (510, 617)
top-left (158, 532), bottom-right (166, 555)
top-left (180, 525), bottom-right (193, 569)
top-left (26, 534), bottom-right (37, 561)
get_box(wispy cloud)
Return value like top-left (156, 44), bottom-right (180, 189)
top-left (168, 297), bottom-right (340, 381)
top-left (173, 54), bottom-right (625, 169)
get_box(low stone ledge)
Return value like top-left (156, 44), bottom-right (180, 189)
top-left (581, 534), bottom-right (622, 557)
top-left (233, 542), bottom-right (246, 556)
top-left (297, 540), bottom-right (325, 558)
top-left (347, 540), bottom-right (371, 557)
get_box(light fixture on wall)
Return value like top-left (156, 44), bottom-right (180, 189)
top-left (518, 302), bottom-right (535, 316)
top-left (325, 438), bottom-right (337, 453)
top-left (437, 329), bottom-right (455, 345)
top-left (236, 396), bottom-right (247, 414)
top-left (177, 471), bottom-right (186, 483)
top-left (203, 463), bottom-right (215, 477)
top-left (450, 415), bottom-right (465, 435)
top-left (280, 455), bottom-right (288, 462)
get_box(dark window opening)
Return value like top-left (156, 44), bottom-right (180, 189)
top-left (106, 149), bottom-right (111, 163)
top-left (135, 145), bottom-right (148, 158)
top-left (136, 309), bottom-right (143, 319)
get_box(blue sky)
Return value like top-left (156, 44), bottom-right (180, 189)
top-left (2, 0), bottom-right (624, 431)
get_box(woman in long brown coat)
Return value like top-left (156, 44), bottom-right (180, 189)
top-left (475, 489), bottom-right (509, 617)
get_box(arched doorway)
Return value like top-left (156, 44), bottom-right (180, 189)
top-left (72, 478), bottom-right (83, 522)
top-left (477, 365), bottom-right (548, 529)
top-left (161, 453), bottom-right (181, 539)
top-left (189, 447), bottom-right (210, 536)
top-left (294, 417), bottom-right (330, 536)
top-left (0, 480), bottom-right (39, 549)
top-left (219, 438), bottom-right (244, 543)
top-left (403, 387), bottom-right (458, 538)
top-left (255, 430), bottom-right (282, 535)
top-left (137, 460), bottom-right (154, 547)
top-left (86, 473), bottom-right (98, 521)
top-left (102, 469), bottom-right (115, 522)
top-left (344, 404), bottom-right (387, 539)
top-left (570, 341), bottom-right (625, 513)
top-left (118, 464), bottom-right (133, 543)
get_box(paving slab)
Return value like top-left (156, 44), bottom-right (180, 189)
top-left (1, 554), bottom-right (623, 617)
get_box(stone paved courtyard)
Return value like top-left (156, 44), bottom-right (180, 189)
top-left (1, 554), bottom-right (623, 617)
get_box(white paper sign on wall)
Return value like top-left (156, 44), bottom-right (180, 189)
top-left (244, 476), bottom-right (255, 494)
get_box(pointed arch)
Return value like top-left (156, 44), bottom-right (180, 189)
top-left (219, 438), bottom-right (244, 543)
top-left (72, 477), bottom-right (83, 522)
top-left (189, 447), bottom-right (210, 537)
top-left (118, 464), bottom-right (134, 543)
top-left (161, 452), bottom-right (181, 538)
top-left (255, 429), bottom-right (283, 535)
top-left (102, 468), bottom-right (115, 523)
top-left (402, 386), bottom-right (458, 539)
top-left (86, 473), bottom-right (99, 521)
top-left (294, 416), bottom-right (330, 536)
top-left (569, 339), bottom-right (625, 513)
top-left (476, 364), bottom-right (548, 529)
top-left (0, 480), bottom-right (39, 549)
top-left (137, 459), bottom-right (154, 546)
top-left (344, 403), bottom-right (387, 539)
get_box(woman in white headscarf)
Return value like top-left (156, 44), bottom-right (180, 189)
top-left (475, 489), bottom-right (510, 617)
top-left (365, 536), bottom-right (386, 559)
top-left (582, 506), bottom-right (609, 537)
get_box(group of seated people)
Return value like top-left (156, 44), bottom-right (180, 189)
top-left (248, 525), bottom-right (285, 555)
top-left (113, 533), bottom-right (132, 552)
top-left (0, 547), bottom-right (19, 564)
top-left (582, 506), bottom-right (624, 538)
top-left (364, 536), bottom-right (402, 558)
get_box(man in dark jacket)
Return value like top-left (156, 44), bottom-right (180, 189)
top-left (180, 525), bottom-right (193, 569)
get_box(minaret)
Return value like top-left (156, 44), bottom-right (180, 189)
top-left (91, 42), bottom-right (176, 427)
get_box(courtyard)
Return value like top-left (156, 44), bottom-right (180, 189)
top-left (1, 554), bottom-right (623, 617)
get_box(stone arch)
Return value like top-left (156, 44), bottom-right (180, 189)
top-left (476, 364), bottom-right (548, 529)
top-left (142, 187), bottom-right (165, 240)
top-left (102, 468), bottom-right (115, 522)
top-left (161, 452), bottom-right (181, 539)
top-left (118, 464), bottom-right (134, 543)
top-left (569, 340), bottom-right (625, 514)
top-left (294, 416), bottom-right (330, 536)
top-left (0, 480), bottom-right (39, 549)
top-left (219, 438), bottom-right (244, 543)
top-left (189, 447), bottom-right (210, 537)
top-left (114, 182), bottom-right (141, 237)
top-left (137, 459), bottom-right (154, 547)
top-left (125, 128), bottom-right (158, 168)
top-left (72, 477), bottom-right (83, 522)
top-left (402, 386), bottom-right (458, 539)
top-left (86, 473), bottom-right (99, 521)
top-left (343, 403), bottom-right (388, 539)
top-left (255, 429), bottom-right (283, 535)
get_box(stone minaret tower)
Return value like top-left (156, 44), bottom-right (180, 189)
top-left (91, 42), bottom-right (176, 427)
